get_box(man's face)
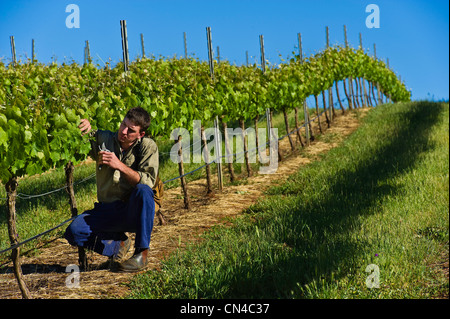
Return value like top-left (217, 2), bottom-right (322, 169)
top-left (118, 117), bottom-right (144, 145)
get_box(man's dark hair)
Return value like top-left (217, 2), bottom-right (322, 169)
top-left (125, 107), bottom-right (151, 133)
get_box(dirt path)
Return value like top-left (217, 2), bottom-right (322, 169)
top-left (0, 109), bottom-right (367, 299)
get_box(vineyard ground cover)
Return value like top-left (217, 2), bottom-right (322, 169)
top-left (0, 105), bottom-right (364, 298)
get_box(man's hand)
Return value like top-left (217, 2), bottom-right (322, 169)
top-left (98, 150), bottom-right (141, 186)
top-left (98, 151), bottom-right (141, 186)
top-left (98, 151), bottom-right (122, 170)
top-left (79, 119), bottom-right (91, 136)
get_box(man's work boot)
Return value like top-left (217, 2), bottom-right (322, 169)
top-left (115, 237), bottom-right (132, 261)
top-left (97, 237), bottom-right (132, 270)
top-left (119, 248), bottom-right (149, 272)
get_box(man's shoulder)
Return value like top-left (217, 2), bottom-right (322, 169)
top-left (96, 129), bottom-right (115, 139)
top-left (93, 130), bottom-right (116, 151)
top-left (138, 136), bottom-right (158, 153)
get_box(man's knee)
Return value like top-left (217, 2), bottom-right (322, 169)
top-left (134, 184), bottom-right (154, 199)
top-left (64, 214), bottom-right (91, 246)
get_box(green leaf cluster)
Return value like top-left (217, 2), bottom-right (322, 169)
top-left (0, 45), bottom-right (410, 183)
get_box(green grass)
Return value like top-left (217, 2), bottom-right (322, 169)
top-left (126, 101), bottom-right (449, 299)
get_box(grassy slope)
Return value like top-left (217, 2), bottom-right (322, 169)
top-left (127, 101), bottom-right (449, 299)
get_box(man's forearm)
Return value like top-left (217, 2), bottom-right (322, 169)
top-left (117, 162), bottom-right (141, 187)
top-left (98, 150), bottom-right (141, 187)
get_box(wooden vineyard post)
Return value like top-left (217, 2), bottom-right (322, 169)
top-left (216, 46), bottom-right (221, 64)
top-left (373, 43), bottom-right (382, 104)
top-left (205, 26), bottom-right (221, 192)
top-left (265, 108), bottom-right (282, 163)
top-left (335, 81), bottom-right (345, 114)
top-left (10, 36), bottom-right (16, 66)
top-left (343, 25), bottom-right (354, 110)
top-left (5, 177), bottom-right (32, 299)
top-left (342, 77), bottom-right (353, 110)
top-left (330, 90), bottom-right (336, 119)
top-left (254, 115), bottom-right (261, 159)
top-left (239, 119), bottom-right (252, 177)
top-left (269, 109), bottom-right (283, 163)
top-left (120, 20), bottom-right (130, 73)
top-left (221, 119), bottom-right (236, 183)
top-left (307, 108), bottom-right (315, 142)
top-left (176, 135), bottom-right (191, 210)
top-left (206, 27), bottom-right (214, 81)
top-left (322, 91), bottom-right (331, 128)
top-left (314, 95), bottom-right (323, 134)
top-left (214, 117), bottom-right (223, 191)
top-left (259, 34), bottom-right (266, 74)
top-left (359, 77), bottom-right (366, 107)
top-left (298, 33), bottom-right (310, 146)
top-left (359, 33), bottom-right (368, 107)
top-left (140, 33), bottom-right (146, 58)
top-left (283, 108), bottom-right (296, 151)
top-left (201, 125), bottom-right (214, 194)
top-left (367, 80), bottom-right (374, 107)
top-left (65, 161), bottom-right (87, 270)
top-left (355, 78), bottom-right (361, 107)
top-left (326, 26), bottom-right (334, 122)
top-left (294, 107), bottom-right (305, 147)
top-left (351, 78), bottom-right (358, 108)
top-left (371, 81), bottom-right (378, 106)
top-left (260, 36), bottom-right (282, 163)
top-left (304, 100), bottom-right (312, 144)
top-left (184, 32), bottom-right (188, 59)
top-left (84, 40), bottom-right (91, 64)
top-left (31, 39), bottom-right (35, 63)
top-left (265, 108), bottom-right (272, 148)
top-left (386, 58), bottom-right (392, 103)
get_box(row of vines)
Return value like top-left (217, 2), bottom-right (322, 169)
top-left (0, 45), bottom-right (410, 183)
top-left (0, 41), bottom-right (410, 298)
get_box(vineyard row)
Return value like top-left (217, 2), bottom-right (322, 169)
top-left (0, 32), bottom-right (409, 298)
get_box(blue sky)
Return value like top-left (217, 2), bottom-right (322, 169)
top-left (0, 0), bottom-right (448, 101)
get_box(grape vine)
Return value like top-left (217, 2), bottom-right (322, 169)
top-left (0, 45), bottom-right (410, 184)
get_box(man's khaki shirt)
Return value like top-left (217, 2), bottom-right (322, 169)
top-left (90, 130), bottom-right (159, 203)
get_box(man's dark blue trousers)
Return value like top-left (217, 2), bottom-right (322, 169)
top-left (64, 184), bottom-right (155, 257)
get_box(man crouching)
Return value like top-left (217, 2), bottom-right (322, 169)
top-left (64, 107), bottom-right (159, 272)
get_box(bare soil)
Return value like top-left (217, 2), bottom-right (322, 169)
top-left (0, 109), bottom-right (367, 299)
